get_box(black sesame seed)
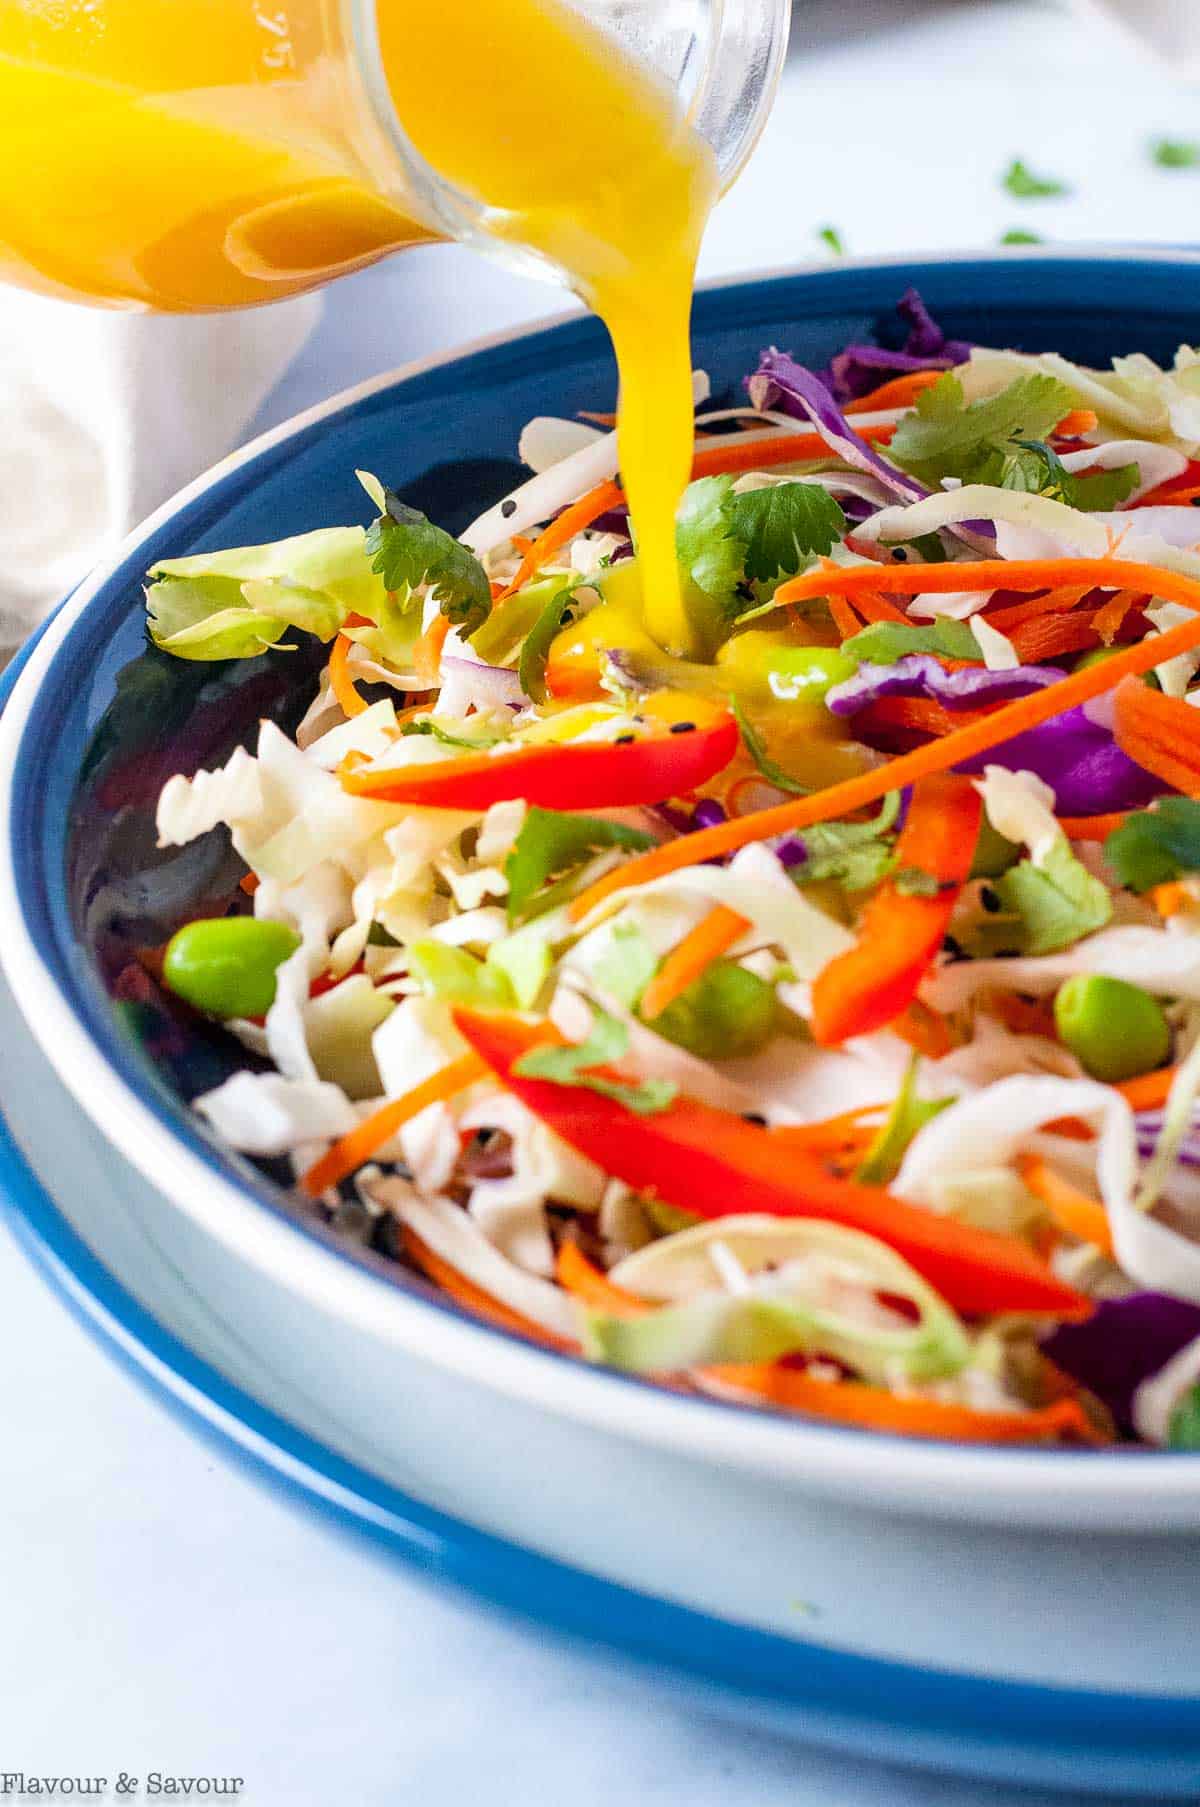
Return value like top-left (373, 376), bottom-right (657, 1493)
top-left (501, 498), bottom-right (518, 519)
top-left (943, 934), bottom-right (963, 959)
top-left (669, 720), bottom-right (696, 734)
top-left (980, 885), bottom-right (1001, 914)
top-left (741, 1111), bottom-right (768, 1127)
top-left (892, 546), bottom-right (909, 562)
top-left (615, 733), bottom-right (635, 745)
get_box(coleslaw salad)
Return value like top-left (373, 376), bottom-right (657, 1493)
top-left (127, 290), bottom-right (1200, 1450)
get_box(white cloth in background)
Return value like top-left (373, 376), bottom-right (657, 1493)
top-left (0, 288), bottom-right (321, 657)
top-left (1074, 0), bottom-right (1200, 78)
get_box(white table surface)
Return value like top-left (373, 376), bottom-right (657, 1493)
top-left (1, 3), bottom-right (1195, 1801)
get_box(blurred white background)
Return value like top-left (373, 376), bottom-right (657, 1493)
top-left (3, 3), bottom-right (1200, 1804)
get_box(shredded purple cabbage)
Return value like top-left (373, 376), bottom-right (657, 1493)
top-left (824, 657), bottom-right (1166, 815)
top-left (826, 288), bottom-right (973, 403)
top-left (825, 656), bottom-right (1060, 717)
top-left (1135, 1110), bottom-right (1200, 1170)
top-left (744, 355), bottom-right (928, 505)
top-left (1042, 1294), bottom-right (1200, 1432)
top-left (956, 708), bottom-right (1166, 815)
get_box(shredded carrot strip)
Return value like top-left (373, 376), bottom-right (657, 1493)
top-left (1152, 881), bottom-right (1191, 918)
top-left (985, 991), bottom-right (1058, 1039)
top-left (239, 872), bottom-right (260, 897)
top-left (828, 594), bottom-right (862, 639)
top-left (690, 423), bottom-right (894, 481)
top-left (301, 1053), bottom-right (486, 1196)
top-left (640, 905), bottom-right (751, 1020)
top-left (510, 533), bottom-right (535, 555)
top-left (569, 559), bottom-right (1200, 920)
top-left (701, 1367), bottom-right (1109, 1444)
top-left (1114, 675), bottom-right (1200, 796)
top-left (328, 632), bottom-right (370, 719)
top-left (413, 613), bottom-right (450, 683)
top-left (768, 1108), bottom-right (884, 1155)
top-left (893, 1000), bottom-right (958, 1058)
top-left (1008, 611), bottom-right (1100, 665)
top-left (855, 696), bottom-right (997, 741)
top-left (500, 480), bottom-right (625, 596)
top-left (1093, 588), bottom-right (1146, 644)
top-left (556, 1242), bottom-right (648, 1315)
top-left (846, 588), bottom-right (909, 625)
top-left (1116, 1066), bottom-right (1177, 1111)
top-left (405, 1226), bottom-right (577, 1350)
top-left (844, 370), bottom-right (943, 413)
top-left (1058, 811), bottom-right (1129, 841)
top-left (1019, 1156), bottom-right (1115, 1259)
top-left (1053, 409), bottom-right (1100, 439)
top-left (985, 585), bottom-right (1091, 634)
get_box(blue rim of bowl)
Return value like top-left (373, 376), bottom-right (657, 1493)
top-left (7, 253), bottom-right (1200, 1496)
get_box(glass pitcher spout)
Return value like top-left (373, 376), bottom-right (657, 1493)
top-left (0, 0), bottom-right (789, 312)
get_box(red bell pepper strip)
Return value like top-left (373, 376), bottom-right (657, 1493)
top-left (339, 712), bottom-right (738, 811)
top-left (451, 1008), bottom-right (1091, 1320)
top-left (810, 773), bottom-right (981, 1046)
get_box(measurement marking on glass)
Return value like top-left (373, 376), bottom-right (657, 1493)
top-left (254, 5), bottom-right (295, 71)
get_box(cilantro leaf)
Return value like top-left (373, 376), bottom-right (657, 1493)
top-left (817, 224), bottom-right (846, 256)
top-left (1104, 798), bottom-right (1200, 892)
top-left (725, 483), bottom-right (846, 584)
top-left (792, 792), bottom-right (902, 892)
top-left (888, 372), bottom-right (1076, 488)
top-left (840, 618), bottom-right (982, 666)
top-left (732, 698), bottom-right (809, 795)
top-left (1169, 1383), bottom-right (1200, 1448)
top-left (1065, 462), bottom-right (1141, 511)
top-left (1003, 158), bottom-right (1069, 200)
top-left (975, 438), bottom-right (1139, 512)
top-left (989, 838), bottom-right (1112, 956)
top-left (1001, 228), bottom-right (1043, 245)
top-left (364, 489), bottom-right (491, 634)
top-left (514, 1003), bottom-right (677, 1116)
top-left (518, 582), bottom-right (578, 704)
top-left (504, 807), bottom-right (653, 924)
top-left (676, 475), bottom-right (748, 625)
top-left (1153, 138), bottom-right (1200, 170)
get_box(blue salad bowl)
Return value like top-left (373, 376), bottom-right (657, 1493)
top-left (4, 252), bottom-right (1200, 1795)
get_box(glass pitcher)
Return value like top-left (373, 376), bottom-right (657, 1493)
top-left (0, 0), bottom-right (790, 312)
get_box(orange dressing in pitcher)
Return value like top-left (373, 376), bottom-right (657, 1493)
top-left (0, 0), bottom-right (718, 649)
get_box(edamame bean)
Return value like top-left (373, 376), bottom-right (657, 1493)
top-left (1074, 646), bottom-right (1159, 687)
top-left (715, 631), bottom-right (858, 704)
top-left (163, 916), bottom-right (301, 1019)
top-left (1053, 974), bottom-right (1170, 1083)
top-left (649, 960), bottom-right (777, 1061)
